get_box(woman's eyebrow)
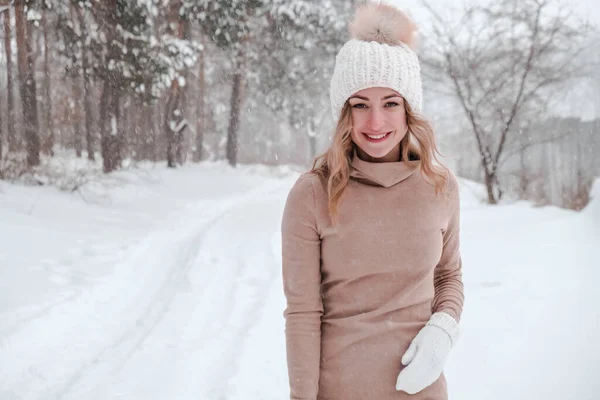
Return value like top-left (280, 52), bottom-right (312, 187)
top-left (348, 95), bottom-right (369, 101)
top-left (348, 94), bottom-right (402, 101)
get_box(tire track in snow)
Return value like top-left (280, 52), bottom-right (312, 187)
top-left (0, 290), bottom-right (81, 338)
top-left (188, 194), bottom-right (287, 400)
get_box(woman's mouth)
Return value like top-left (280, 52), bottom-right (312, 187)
top-left (363, 131), bottom-right (392, 142)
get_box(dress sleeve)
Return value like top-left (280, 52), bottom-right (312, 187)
top-left (281, 174), bottom-right (323, 400)
top-left (432, 173), bottom-right (465, 322)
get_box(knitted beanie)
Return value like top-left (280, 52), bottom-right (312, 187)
top-left (329, 1), bottom-right (422, 121)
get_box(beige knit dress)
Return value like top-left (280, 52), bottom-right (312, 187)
top-left (281, 153), bottom-right (464, 400)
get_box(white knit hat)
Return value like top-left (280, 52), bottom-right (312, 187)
top-left (329, 2), bottom-right (422, 121)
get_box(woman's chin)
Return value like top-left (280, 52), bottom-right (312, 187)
top-left (359, 144), bottom-right (396, 159)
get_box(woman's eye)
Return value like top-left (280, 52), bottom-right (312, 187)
top-left (385, 102), bottom-right (400, 107)
top-left (352, 103), bottom-right (367, 109)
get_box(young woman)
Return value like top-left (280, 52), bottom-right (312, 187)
top-left (281, 2), bottom-right (464, 400)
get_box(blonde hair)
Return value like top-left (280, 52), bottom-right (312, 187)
top-left (311, 100), bottom-right (450, 221)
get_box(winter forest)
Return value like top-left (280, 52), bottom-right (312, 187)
top-left (0, 0), bottom-right (597, 207)
top-left (1, 0), bottom-right (599, 399)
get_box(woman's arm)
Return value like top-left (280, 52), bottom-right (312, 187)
top-left (281, 174), bottom-right (323, 400)
top-left (397, 174), bottom-right (465, 394)
top-left (432, 173), bottom-right (465, 322)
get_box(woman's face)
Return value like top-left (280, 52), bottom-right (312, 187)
top-left (348, 87), bottom-right (408, 162)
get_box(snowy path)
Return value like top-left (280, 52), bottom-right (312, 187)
top-left (0, 170), bottom-right (291, 400)
top-left (57, 184), bottom-right (283, 399)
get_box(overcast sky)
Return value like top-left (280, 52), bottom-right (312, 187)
top-left (389, 0), bottom-right (600, 26)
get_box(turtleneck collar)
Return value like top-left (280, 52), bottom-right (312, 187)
top-left (349, 147), bottom-right (420, 188)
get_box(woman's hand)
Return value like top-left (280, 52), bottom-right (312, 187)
top-left (395, 312), bottom-right (459, 394)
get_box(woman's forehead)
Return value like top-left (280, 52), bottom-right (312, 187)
top-left (351, 87), bottom-right (402, 99)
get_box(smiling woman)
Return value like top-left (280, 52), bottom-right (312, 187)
top-left (280, 2), bottom-right (465, 400)
top-left (347, 89), bottom-right (409, 161)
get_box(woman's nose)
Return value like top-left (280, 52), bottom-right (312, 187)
top-left (367, 109), bottom-right (384, 132)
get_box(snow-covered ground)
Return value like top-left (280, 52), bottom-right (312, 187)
top-left (1, 160), bottom-right (598, 400)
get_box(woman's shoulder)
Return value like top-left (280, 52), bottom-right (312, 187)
top-left (286, 171), bottom-right (326, 206)
top-left (441, 169), bottom-right (461, 214)
top-left (444, 169), bottom-right (459, 195)
top-left (283, 172), bottom-right (329, 231)
top-left (413, 164), bottom-right (459, 195)
top-left (413, 166), bottom-right (460, 208)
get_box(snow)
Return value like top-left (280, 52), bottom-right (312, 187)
top-left (0, 160), bottom-right (598, 400)
top-left (169, 119), bottom-right (188, 133)
top-left (26, 9), bottom-right (42, 23)
top-left (110, 116), bottom-right (118, 136)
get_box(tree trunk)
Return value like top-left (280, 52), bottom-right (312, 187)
top-left (41, 10), bottom-right (54, 156)
top-left (74, 120), bottom-right (83, 157)
top-left (164, 0), bottom-right (186, 168)
top-left (517, 128), bottom-right (534, 200)
top-left (100, 79), bottom-right (121, 172)
top-left (154, 101), bottom-right (162, 162)
top-left (176, 19), bottom-right (192, 165)
top-left (97, 0), bottom-right (122, 173)
top-left (139, 104), bottom-right (153, 161)
top-left (175, 124), bottom-right (185, 165)
top-left (14, 0), bottom-right (40, 167)
top-left (74, 4), bottom-right (94, 161)
top-left (107, 90), bottom-right (122, 171)
top-left (194, 35), bottom-right (206, 163)
top-left (123, 97), bottom-right (132, 159)
top-left (3, 8), bottom-right (17, 152)
top-left (0, 85), bottom-right (3, 161)
top-left (164, 81), bottom-right (185, 168)
top-left (83, 63), bottom-right (94, 161)
top-left (226, 55), bottom-right (246, 167)
top-left (73, 75), bottom-right (83, 157)
top-left (483, 170), bottom-right (498, 205)
top-left (69, 1), bottom-right (82, 158)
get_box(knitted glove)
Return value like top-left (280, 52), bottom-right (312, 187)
top-left (395, 312), bottom-right (459, 394)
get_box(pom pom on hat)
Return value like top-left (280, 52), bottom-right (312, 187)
top-left (349, 1), bottom-right (418, 49)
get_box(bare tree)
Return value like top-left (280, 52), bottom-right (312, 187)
top-left (14, 0), bottom-right (41, 167)
top-left (41, 7), bottom-right (54, 156)
top-left (0, 64), bottom-right (2, 162)
top-left (68, 1), bottom-right (84, 158)
top-left (420, 0), bottom-right (590, 204)
top-left (164, 0), bottom-right (188, 168)
top-left (73, 4), bottom-right (95, 161)
top-left (0, 3), bottom-right (5, 159)
top-left (193, 33), bottom-right (206, 163)
top-left (226, 49), bottom-right (246, 167)
top-left (94, 0), bottom-right (122, 173)
top-left (2, 4), bottom-right (17, 153)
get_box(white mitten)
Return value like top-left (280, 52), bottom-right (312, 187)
top-left (395, 312), bottom-right (459, 394)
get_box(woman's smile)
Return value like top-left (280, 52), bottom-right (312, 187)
top-left (363, 131), bottom-right (393, 142)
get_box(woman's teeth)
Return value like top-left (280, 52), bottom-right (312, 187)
top-left (366, 132), bottom-right (390, 140)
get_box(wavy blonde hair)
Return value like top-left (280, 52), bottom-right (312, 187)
top-left (311, 100), bottom-right (450, 220)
